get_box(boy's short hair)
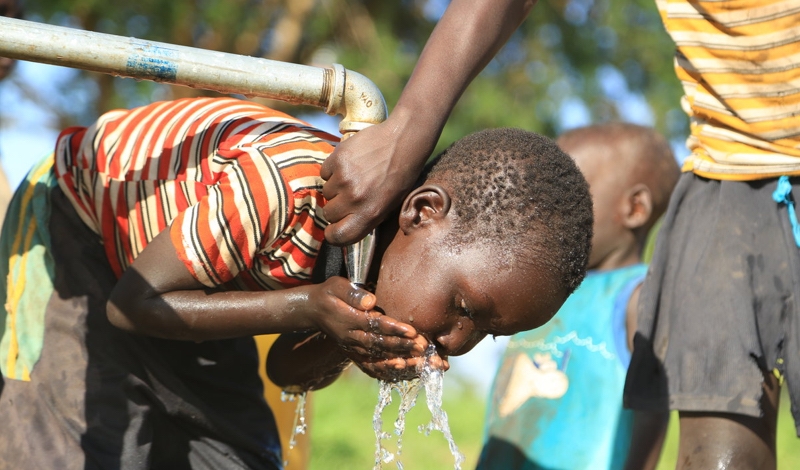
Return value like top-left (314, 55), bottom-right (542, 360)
top-left (423, 128), bottom-right (593, 295)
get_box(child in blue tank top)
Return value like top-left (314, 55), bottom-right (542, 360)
top-left (477, 123), bottom-right (680, 470)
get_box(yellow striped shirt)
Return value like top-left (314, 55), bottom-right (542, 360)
top-left (659, 0), bottom-right (800, 180)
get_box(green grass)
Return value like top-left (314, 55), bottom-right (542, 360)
top-left (310, 371), bottom-right (799, 469)
top-left (309, 369), bottom-right (486, 470)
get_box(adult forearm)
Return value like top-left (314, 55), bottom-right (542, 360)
top-left (394, 0), bottom-right (536, 132)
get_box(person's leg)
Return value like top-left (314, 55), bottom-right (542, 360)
top-left (626, 175), bottom-right (798, 467)
top-left (676, 371), bottom-right (780, 470)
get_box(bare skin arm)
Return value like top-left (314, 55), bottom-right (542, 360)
top-left (624, 284), bottom-right (669, 470)
top-left (321, 0), bottom-right (537, 245)
top-left (106, 229), bottom-right (422, 360)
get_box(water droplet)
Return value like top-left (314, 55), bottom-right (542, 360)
top-left (285, 391), bottom-right (308, 458)
top-left (368, 315), bottom-right (380, 331)
top-left (456, 321), bottom-right (463, 330)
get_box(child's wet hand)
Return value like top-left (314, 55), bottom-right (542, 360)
top-left (309, 277), bottom-right (422, 358)
top-left (349, 350), bottom-right (450, 382)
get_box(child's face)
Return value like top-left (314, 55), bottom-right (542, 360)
top-left (373, 196), bottom-right (564, 358)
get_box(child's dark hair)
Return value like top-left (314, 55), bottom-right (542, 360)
top-left (423, 128), bottom-right (593, 295)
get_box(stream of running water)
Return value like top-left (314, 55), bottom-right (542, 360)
top-left (372, 344), bottom-right (465, 470)
top-left (281, 344), bottom-right (464, 469)
top-left (280, 390), bottom-right (308, 467)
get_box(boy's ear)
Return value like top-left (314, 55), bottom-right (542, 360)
top-left (398, 184), bottom-right (452, 234)
top-left (621, 183), bottom-right (652, 230)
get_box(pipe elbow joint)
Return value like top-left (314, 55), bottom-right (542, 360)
top-left (325, 64), bottom-right (388, 135)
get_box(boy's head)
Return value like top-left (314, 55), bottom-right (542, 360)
top-left (556, 123), bottom-right (679, 270)
top-left (373, 128), bottom-right (593, 357)
top-left (0, 0), bottom-right (22, 80)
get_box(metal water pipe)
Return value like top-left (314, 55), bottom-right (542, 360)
top-left (0, 16), bottom-right (388, 134)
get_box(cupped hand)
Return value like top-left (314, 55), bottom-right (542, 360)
top-left (308, 276), bottom-right (423, 358)
top-left (347, 342), bottom-right (450, 382)
top-left (320, 115), bottom-right (434, 246)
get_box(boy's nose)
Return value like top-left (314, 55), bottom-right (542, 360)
top-left (434, 321), bottom-right (483, 356)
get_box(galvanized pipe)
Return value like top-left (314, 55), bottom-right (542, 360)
top-left (0, 16), bottom-right (388, 134)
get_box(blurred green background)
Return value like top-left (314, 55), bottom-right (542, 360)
top-left (308, 369), bottom-right (799, 470)
top-left (3, 1), bottom-right (798, 469)
top-left (3, 0), bottom-right (687, 155)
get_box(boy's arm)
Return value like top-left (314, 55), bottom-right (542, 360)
top-left (107, 229), bottom-right (422, 361)
top-left (624, 284), bottom-right (669, 470)
top-left (320, 0), bottom-right (537, 246)
top-left (625, 284), bottom-right (641, 352)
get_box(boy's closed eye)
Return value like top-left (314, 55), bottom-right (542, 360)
top-left (458, 297), bottom-right (474, 319)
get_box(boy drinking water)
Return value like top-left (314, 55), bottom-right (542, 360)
top-left (477, 123), bottom-right (679, 470)
top-left (0, 97), bottom-right (592, 469)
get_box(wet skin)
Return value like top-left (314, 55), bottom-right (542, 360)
top-left (374, 188), bottom-right (564, 358)
top-left (108, 229), bottom-right (422, 362)
top-left (350, 182), bottom-right (566, 380)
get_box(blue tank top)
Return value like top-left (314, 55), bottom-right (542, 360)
top-left (477, 264), bottom-right (648, 470)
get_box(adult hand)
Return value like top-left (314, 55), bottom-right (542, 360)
top-left (320, 111), bottom-right (434, 246)
top-left (319, 0), bottom-right (535, 246)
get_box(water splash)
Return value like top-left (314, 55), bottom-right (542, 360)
top-left (372, 344), bottom-right (464, 470)
top-left (281, 390), bottom-right (308, 467)
top-left (373, 380), bottom-right (408, 468)
top-left (394, 379), bottom-right (420, 462)
top-left (417, 345), bottom-right (465, 470)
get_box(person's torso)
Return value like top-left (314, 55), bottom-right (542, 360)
top-left (53, 97), bottom-right (338, 289)
top-left (660, 0), bottom-right (800, 180)
top-left (478, 264), bottom-right (647, 470)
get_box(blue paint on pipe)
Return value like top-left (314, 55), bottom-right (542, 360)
top-left (125, 42), bottom-right (178, 81)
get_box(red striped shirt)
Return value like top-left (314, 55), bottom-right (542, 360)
top-left (54, 97), bottom-right (338, 290)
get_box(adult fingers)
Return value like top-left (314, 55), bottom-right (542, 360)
top-left (324, 213), bottom-right (381, 247)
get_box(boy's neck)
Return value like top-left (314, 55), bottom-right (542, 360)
top-left (589, 242), bottom-right (643, 272)
top-left (364, 210), bottom-right (401, 285)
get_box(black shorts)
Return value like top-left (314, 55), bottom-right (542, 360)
top-left (624, 173), bottom-right (800, 436)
